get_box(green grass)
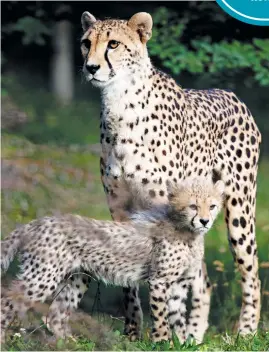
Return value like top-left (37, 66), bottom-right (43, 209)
top-left (3, 327), bottom-right (269, 351)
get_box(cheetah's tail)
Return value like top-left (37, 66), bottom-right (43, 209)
top-left (1, 226), bottom-right (25, 272)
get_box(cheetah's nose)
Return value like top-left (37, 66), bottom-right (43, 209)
top-left (200, 219), bottom-right (209, 227)
top-left (86, 64), bottom-right (100, 75)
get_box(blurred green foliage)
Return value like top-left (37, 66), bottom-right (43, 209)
top-left (2, 16), bottom-right (52, 46)
top-left (148, 7), bottom-right (269, 86)
top-left (2, 75), bottom-right (100, 146)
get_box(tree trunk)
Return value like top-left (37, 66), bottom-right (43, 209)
top-left (51, 20), bottom-right (74, 104)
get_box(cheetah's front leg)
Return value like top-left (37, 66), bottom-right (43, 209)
top-left (149, 280), bottom-right (171, 342)
top-left (225, 192), bottom-right (261, 334)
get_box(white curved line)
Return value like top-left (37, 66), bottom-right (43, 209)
top-left (221, 0), bottom-right (269, 21)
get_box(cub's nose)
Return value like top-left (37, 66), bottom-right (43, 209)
top-left (200, 218), bottom-right (209, 227)
top-left (85, 64), bottom-right (100, 75)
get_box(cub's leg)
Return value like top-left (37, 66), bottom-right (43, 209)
top-left (123, 286), bottom-right (143, 341)
top-left (187, 261), bottom-right (211, 343)
top-left (1, 289), bottom-right (20, 343)
top-left (45, 273), bottom-right (91, 338)
top-left (167, 279), bottom-right (190, 343)
top-left (1, 252), bottom-right (71, 341)
top-left (1, 278), bottom-right (60, 341)
top-left (149, 280), bottom-right (170, 342)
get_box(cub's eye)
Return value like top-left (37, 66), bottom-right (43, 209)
top-left (108, 40), bottom-right (120, 49)
top-left (82, 39), bottom-right (91, 50)
top-left (210, 205), bottom-right (216, 210)
top-left (189, 204), bottom-right (198, 210)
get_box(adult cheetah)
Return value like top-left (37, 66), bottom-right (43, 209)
top-left (1, 178), bottom-right (224, 343)
top-left (79, 11), bottom-right (262, 339)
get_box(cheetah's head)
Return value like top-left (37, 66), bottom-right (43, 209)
top-left (80, 12), bottom-right (152, 88)
top-left (167, 178), bottom-right (225, 235)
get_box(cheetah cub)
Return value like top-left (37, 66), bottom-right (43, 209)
top-left (1, 177), bottom-right (224, 343)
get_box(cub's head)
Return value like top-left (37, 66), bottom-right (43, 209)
top-left (167, 178), bottom-right (225, 235)
top-left (80, 12), bottom-right (152, 87)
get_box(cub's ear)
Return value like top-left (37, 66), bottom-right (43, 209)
top-left (127, 12), bottom-right (153, 43)
top-left (214, 180), bottom-right (225, 196)
top-left (81, 11), bottom-right (96, 32)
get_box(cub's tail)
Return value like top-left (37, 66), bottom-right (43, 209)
top-left (1, 224), bottom-right (27, 272)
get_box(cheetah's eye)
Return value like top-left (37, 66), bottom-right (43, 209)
top-left (82, 39), bottom-right (91, 50)
top-left (108, 40), bottom-right (120, 49)
top-left (210, 204), bottom-right (216, 210)
top-left (189, 204), bottom-right (198, 210)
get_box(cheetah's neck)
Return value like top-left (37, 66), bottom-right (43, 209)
top-left (101, 57), bottom-right (152, 103)
top-left (99, 58), bottom-right (186, 142)
top-left (100, 59), bottom-right (182, 130)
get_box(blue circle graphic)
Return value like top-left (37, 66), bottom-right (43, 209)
top-left (216, 0), bottom-right (269, 26)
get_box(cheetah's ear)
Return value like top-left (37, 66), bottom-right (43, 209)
top-left (214, 180), bottom-right (225, 196)
top-left (81, 11), bottom-right (96, 32)
top-left (127, 12), bottom-right (153, 43)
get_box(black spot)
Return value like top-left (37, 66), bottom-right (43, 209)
top-left (151, 304), bottom-right (158, 310)
top-left (251, 136), bottom-right (256, 145)
top-left (232, 218), bottom-right (239, 227)
top-left (240, 217), bottom-right (247, 228)
top-left (142, 178), bottom-right (149, 185)
top-left (236, 149), bottom-right (242, 157)
top-left (238, 117), bottom-right (243, 125)
top-left (236, 163), bottom-right (242, 172)
top-left (245, 162), bottom-right (250, 169)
